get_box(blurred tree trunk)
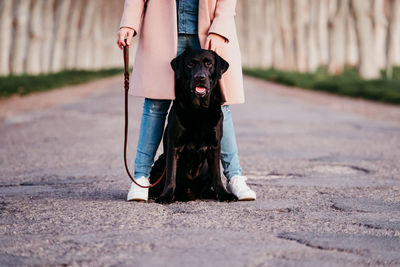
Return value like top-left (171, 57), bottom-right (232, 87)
top-left (92, 0), bottom-right (105, 69)
top-left (351, 0), bottom-right (380, 79)
top-left (112, 0), bottom-right (126, 67)
top-left (245, 0), bottom-right (261, 67)
top-left (373, 0), bottom-right (388, 69)
top-left (272, 0), bottom-right (285, 69)
top-left (279, 0), bottom-right (295, 70)
top-left (41, 0), bottom-right (54, 73)
top-left (260, 0), bottom-right (274, 68)
top-left (308, 0), bottom-right (320, 71)
top-left (345, 11), bottom-right (359, 66)
top-left (317, 0), bottom-right (329, 66)
top-left (0, 0), bottom-right (12, 76)
top-left (294, 0), bottom-right (309, 72)
top-left (387, 0), bottom-right (400, 78)
top-left (51, 0), bottom-right (71, 72)
top-left (101, 0), bottom-right (116, 68)
top-left (11, 0), bottom-right (30, 75)
top-left (65, 0), bottom-right (82, 69)
top-left (254, 1), bottom-right (271, 68)
top-left (76, 0), bottom-right (96, 69)
top-left (328, 0), bottom-right (348, 74)
top-left (26, 0), bottom-right (43, 74)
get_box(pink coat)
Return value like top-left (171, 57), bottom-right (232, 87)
top-left (120, 0), bottom-right (244, 105)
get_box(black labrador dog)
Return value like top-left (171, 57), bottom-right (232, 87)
top-left (149, 48), bottom-right (236, 204)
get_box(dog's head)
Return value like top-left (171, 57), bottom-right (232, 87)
top-left (171, 48), bottom-right (229, 109)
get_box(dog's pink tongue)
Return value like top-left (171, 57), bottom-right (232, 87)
top-left (195, 87), bottom-right (206, 94)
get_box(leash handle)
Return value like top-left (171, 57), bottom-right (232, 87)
top-left (123, 39), bottom-right (165, 189)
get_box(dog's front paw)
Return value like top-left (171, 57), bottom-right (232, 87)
top-left (218, 191), bottom-right (237, 202)
top-left (155, 191), bottom-right (175, 204)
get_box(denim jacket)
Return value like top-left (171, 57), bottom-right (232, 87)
top-left (176, 0), bottom-right (199, 34)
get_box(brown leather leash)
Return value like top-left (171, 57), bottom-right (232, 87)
top-left (123, 40), bottom-right (166, 188)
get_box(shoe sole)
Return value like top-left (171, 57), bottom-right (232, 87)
top-left (238, 197), bottom-right (256, 201)
top-left (127, 198), bottom-right (148, 202)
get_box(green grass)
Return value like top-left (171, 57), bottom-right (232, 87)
top-left (243, 66), bottom-right (400, 105)
top-left (2, 66), bottom-right (400, 105)
top-left (0, 68), bottom-right (124, 98)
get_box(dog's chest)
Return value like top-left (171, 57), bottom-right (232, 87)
top-left (179, 124), bottom-right (219, 149)
top-left (169, 107), bottom-right (222, 150)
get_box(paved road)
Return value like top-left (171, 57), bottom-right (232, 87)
top-left (1, 76), bottom-right (399, 266)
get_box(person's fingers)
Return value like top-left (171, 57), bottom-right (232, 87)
top-left (117, 35), bottom-right (123, 48)
top-left (116, 33), bottom-right (121, 49)
top-left (117, 28), bottom-right (135, 49)
top-left (205, 34), bottom-right (227, 55)
top-left (126, 31), bottom-right (133, 47)
top-left (119, 31), bottom-right (127, 47)
top-left (205, 36), bottom-right (212, 50)
top-left (209, 38), bottom-right (215, 51)
top-left (117, 40), bottom-right (124, 50)
top-left (208, 37), bottom-right (224, 53)
top-left (211, 40), bottom-right (218, 52)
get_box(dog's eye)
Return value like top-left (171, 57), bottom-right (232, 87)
top-left (187, 62), bottom-right (194, 68)
top-left (205, 61), bottom-right (213, 67)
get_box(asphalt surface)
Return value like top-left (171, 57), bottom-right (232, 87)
top-left (1, 76), bottom-right (399, 266)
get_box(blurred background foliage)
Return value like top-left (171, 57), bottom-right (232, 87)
top-left (244, 67), bottom-right (400, 104)
top-left (0, 69), bottom-right (123, 98)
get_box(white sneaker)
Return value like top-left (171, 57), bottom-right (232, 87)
top-left (227, 175), bottom-right (256, 201)
top-left (127, 177), bottom-right (150, 201)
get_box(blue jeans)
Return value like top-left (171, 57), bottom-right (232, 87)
top-left (134, 34), bottom-right (242, 180)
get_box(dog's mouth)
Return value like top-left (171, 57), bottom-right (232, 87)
top-left (195, 86), bottom-right (207, 97)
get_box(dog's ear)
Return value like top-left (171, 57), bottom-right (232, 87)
top-left (170, 52), bottom-right (185, 80)
top-left (170, 54), bottom-right (183, 79)
top-left (171, 48), bottom-right (193, 80)
top-left (213, 52), bottom-right (229, 80)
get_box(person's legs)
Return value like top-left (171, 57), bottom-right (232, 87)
top-left (187, 34), bottom-right (201, 50)
top-left (134, 98), bottom-right (171, 178)
top-left (177, 34), bottom-right (194, 56)
top-left (220, 105), bottom-right (242, 179)
top-left (128, 98), bottom-right (171, 201)
top-left (220, 105), bottom-right (255, 200)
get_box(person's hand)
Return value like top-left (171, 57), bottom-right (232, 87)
top-left (205, 33), bottom-right (227, 54)
top-left (117, 27), bottom-right (135, 50)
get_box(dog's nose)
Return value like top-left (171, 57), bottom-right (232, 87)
top-left (195, 73), bottom-right (206, 82)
